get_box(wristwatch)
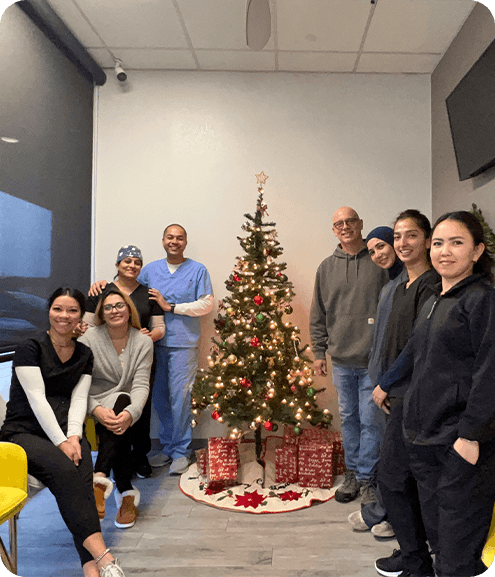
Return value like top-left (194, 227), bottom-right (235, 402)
top-left (170, 303), bottom-right (176, 314)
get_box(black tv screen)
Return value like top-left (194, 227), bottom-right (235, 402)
top-left (446, 38), bottom-right (495, 181)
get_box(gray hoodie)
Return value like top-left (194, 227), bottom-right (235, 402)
top-left (310, 245), bottom-right (388, 366)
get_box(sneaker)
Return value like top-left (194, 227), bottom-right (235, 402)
top-left (335, 470), bottom-right (361, 503)
top-left (360, 479), bottom-right (378, 505)
top-left (371, 520), bottom-right (395, 539)
top-left (100, 558), bottom-right (126, 577)
top-left (149, 452), bottom-right (172, 467)
top-left (348, 510), bottom-right (370, 531)
top-left (114, 488), bottom-right (140, 529)
top-left (135, 458), bottom-right (152, 479)
top-left (169, 456), bottom-right (190, 475)
top-left (375, 549), bottom-right (403, 577)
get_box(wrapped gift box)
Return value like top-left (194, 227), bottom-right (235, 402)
top-left (207, 437), bottom-right (240, 483)
top-left (195, 448), bottom-right (208, 477)
top-left (326, 431), bottom-right (346, 476)
top-left (275, 444), bottom-right (298, 484)
top-left (298, 442), bottom-right (334, 488)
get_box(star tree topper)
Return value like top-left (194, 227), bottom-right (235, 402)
top-left (255, 171), bottom-right (269, 186)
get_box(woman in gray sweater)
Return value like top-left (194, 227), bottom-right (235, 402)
top-left (80, 288), bottom-right (153, 529)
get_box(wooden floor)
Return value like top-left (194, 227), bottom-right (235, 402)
top-left (2, 453), bottom-right (398, 577)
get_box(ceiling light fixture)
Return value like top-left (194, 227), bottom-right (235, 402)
top-left (246, 0), bottom-right (271, 51)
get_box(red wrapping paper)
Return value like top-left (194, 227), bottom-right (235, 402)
top-left (207, 437), bottom-right (240, 483)
top-left (275, 444), bottom-right (298, 484)
top-left (298, 443), bottom-right (334, 488)
top-left (195, 448), bottom-right (208, 476)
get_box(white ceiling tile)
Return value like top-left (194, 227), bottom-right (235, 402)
top-left (45, 0), bottom-right (104, 47)
top-left (277, 0), bottom-right (372, 52)
top-left (357, 52), bottom-right (442, 73)
top-left (364, 0), bottom-right (475, 53)
top-left (70, 0), bottom-right (188, 48)
top-left (103, 48), bottom-right (198, 70)
top-left (177, 0), bottom-right (275, 50)
top-left (278, 51), bottom-right (357, 72)
top-left (195, 50), bottom-right (276, 71)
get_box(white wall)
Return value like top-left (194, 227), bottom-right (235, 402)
top-left (94, 70), bottom-right (431, 437)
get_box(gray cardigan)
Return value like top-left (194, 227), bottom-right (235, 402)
top-left (80, 325), bottom-right (153, 424)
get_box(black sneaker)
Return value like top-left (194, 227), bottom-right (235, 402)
top-left (375, 549), bottom-right (403, 577)
top-left (335, 470), bottom-right (361, 503)
top-left (135, 458), bottom-right (152, 479)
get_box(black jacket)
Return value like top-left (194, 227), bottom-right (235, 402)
top-left (380, 274), bottom-right (495, 445)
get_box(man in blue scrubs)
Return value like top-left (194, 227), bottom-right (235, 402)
top-left (141, 224), bottom-right (213, 475)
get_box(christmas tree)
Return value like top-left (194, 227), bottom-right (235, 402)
top-left (471, 203), bottom-right (495, 256)
top-left (191, 172), bottom-right (332, 456)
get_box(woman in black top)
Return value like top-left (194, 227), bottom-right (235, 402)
top-left (83, 245), bottom-right (164, 479)
top-left (0, 287), bottom-right (126, 577)
top-left (379, 211), bottom-right (495, 577)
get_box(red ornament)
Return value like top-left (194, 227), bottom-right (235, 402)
top-left (290, 385), bottom-right (297, 392)
top-left (213, 392), bottom-right (219, 398)
top-left (233, 274), bottom-right (241, 282)
top-left (240, 378), bottom-right (251, 388)
top-left (264, 421), bottom-right (274, 431)
top-left (211, 410), bottom-right (221, 420)
top-left (253, 295), bottom-right (264, 305)
top-left (250, 337), bottom-right (261, 347)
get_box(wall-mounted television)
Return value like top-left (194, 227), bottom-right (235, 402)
top-left (446, 38), bottom-right (495, 181)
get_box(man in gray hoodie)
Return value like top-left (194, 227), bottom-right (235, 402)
top-left (310, 207), bottom-right (388, 503)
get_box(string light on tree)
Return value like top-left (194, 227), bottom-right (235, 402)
top-left (191, 172), bottom-right (332, 459)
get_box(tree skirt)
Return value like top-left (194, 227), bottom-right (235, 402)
top-left (179, 439), bottom-right (340, 514)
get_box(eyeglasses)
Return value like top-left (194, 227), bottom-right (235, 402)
top-left (103, 302), bottom-right (126, 312)
top-left (333, 218), bottom-right (359, 230)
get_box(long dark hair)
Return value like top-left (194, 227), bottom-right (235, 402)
top-left (394, 209), bottom-right (432, 239)
top-left (48, 287), bottom-right (85, 316)
top-left (433, 211), bottom-right (494, 279)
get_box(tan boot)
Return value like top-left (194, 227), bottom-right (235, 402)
top-left (114, 488), bottom-right (140, 529)
top-left (93, 476), bottom-right (113, 520)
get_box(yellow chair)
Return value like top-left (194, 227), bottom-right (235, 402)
top-left (483, 504), bottom-right (495, 568)
top-left (0, 442), bottom-right (28, 575)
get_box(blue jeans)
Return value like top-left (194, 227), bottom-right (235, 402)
top-left (153, 346), bottom-right (198, 460)
top-left (332, 363), bottom-right (385, 481)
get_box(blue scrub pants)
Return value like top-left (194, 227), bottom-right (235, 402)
top-left (153, 346), bottom-right (198, 460)
top-left (332, 363), bottom-right (385, 481)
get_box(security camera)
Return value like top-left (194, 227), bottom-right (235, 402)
top-left (114, 59), bottom-right (127, 82)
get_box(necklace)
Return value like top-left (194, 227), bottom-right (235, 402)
top-left (48, 331), bottom-right (74, 349)
top-left (111, 333), bottom-right (129, 354)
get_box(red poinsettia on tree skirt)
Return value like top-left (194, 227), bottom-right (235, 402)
top-left (234, 490), bottom-right (266, 509)
top-left (278, 490), bottom-right (302, 502)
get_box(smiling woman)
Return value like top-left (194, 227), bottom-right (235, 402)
top-left (79, 289), bottom-right (153, 530)
top-left (0, 287), bottom-right (127, 577)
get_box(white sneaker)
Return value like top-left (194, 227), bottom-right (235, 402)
top-left (169, 456), bottom-right (190, 475)
top-left (371, 520), bottom-right (395, 538)
top-left (149, 452), bottom-right (172, 467)
top-left (100, 558), bottom-right (126, 577)
top-left (347, 510), bottom-right (370, 531)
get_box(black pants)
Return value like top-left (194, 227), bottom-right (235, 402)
top-left (378, 400), bottom-right (433, 575)
top-left (94, 395), bottom-right (133, 493)
top-left (129, 352), bottom-right (155, 464)
top-left (406, 437), bottom-right (495, 577)
top-left (9, 433), bottom-right (100, 567)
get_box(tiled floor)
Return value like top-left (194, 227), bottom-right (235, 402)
top-left (1, 455), bottom-right (398, 577)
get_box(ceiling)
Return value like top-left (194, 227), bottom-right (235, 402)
top-left (44, 0), bottom-right (476, 75)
